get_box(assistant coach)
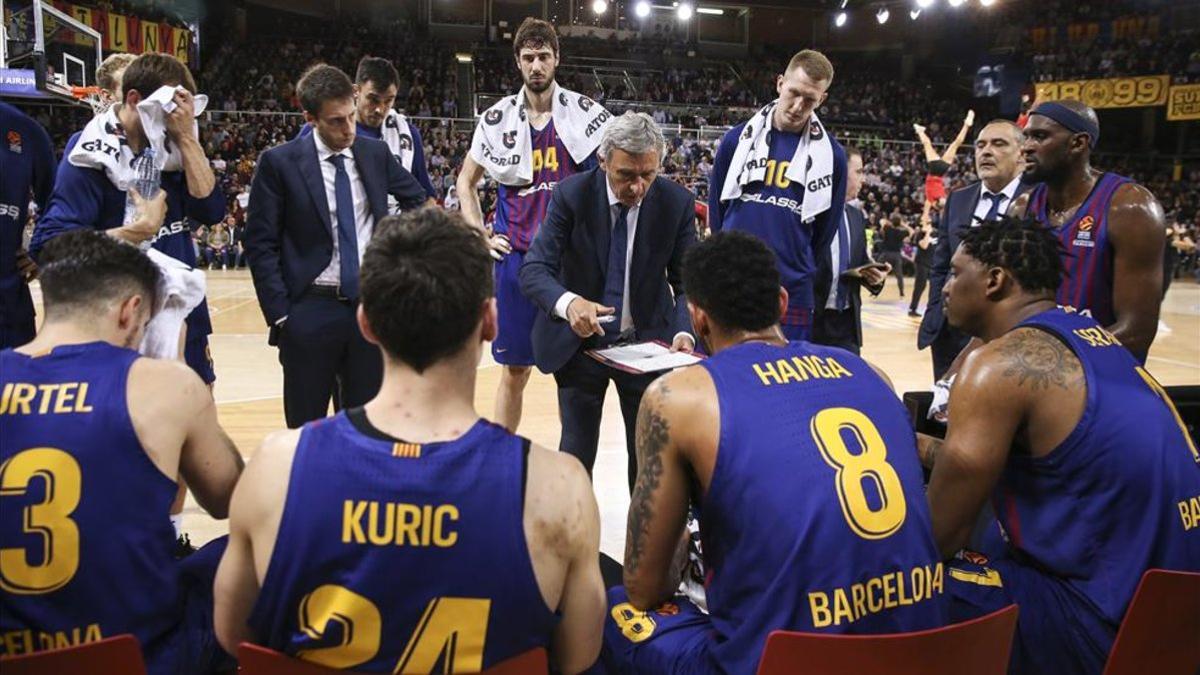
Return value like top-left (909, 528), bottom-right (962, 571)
top-left (520, 111), bottom-right (696, 492)
top-left (245, 64), bottom-right (429, 428)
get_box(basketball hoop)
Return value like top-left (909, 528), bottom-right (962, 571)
top-left (70, 85), bottom-right (108, 114)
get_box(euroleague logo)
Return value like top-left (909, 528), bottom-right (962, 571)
top-left (484, 109), bottom-right (503, 126)
top-left (7, 130), bottom-right (21, 153)
top-left (502, 130), bottom-right (517, 149)
top-left (397, 134), bottom-right (413, 151)
top-left (578, 96), bottom-right (595, 112)
top-left (1073, 215), bottom-right (1096, 248)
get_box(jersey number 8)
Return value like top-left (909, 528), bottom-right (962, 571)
top-left (811, 407), bottom-right (908, 540)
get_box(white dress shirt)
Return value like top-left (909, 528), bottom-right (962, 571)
top-left (553, 179), bottom-right (692, 345)
top-left (312, 131), bottom-right (374, 287)
top-left (971, 175), bottom-right (1022, 227)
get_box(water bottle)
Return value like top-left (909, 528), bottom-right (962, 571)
top-left (125, 148), bottom-right (161, 249)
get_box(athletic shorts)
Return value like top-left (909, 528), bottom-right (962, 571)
top-left (184, 332), bottom-right (216, 384)
top-left (947, 552), bottom-right (1115, 675)
top-left (149, 536), bottom-right (236, 675)
top-left (597, 586), bottom-right (716, 675)
top-left (492, 250), bottom-right (536, 366)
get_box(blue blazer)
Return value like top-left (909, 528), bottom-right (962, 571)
top-left (519, 168), bottom-right (697, 374)
top-left (918, 179), bottom-right (1034, 349)
top-left (244, 134), bottom-right (427, 326)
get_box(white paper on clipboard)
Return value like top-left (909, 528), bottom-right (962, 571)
top-left (586, 341), bottom-right (703, 374)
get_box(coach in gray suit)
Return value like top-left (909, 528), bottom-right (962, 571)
top-left (520, 112), bottom-right (697, 491)
top-left (918, 119), bottom-right (1031, 379)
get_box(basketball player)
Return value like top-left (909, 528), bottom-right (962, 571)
top-left (1010, 99), bottom-right (1165, 361)
top-left (32, 53), bottom-right (224, 387)
top-left (298, 56), bottom-right (438, 202)
top-left (602, 231), bottom-right (946, 673)
top-left (0, 101), bottom-right (55, 349)
top-left (214, 210), bottom-right (605, 673)
top-left (456, 18), bottom-right (604, 432)
top-left (924, 218), bottom-right (1200, 675)
top-left (708, 50), bottom-right (848, 341)
top-left (95, 52), bottom-right (136, 109)
top-left (913, 110), bottom-right (974, 208)
top-left (0, 230), bottom-right (244, 673)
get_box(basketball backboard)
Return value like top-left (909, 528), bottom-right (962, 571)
top-left (2, 0), bottom-right (101, 104)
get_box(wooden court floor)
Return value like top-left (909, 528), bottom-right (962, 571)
top-left (36, 271), bottom-right (1200, 558)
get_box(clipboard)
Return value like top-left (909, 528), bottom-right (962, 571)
top-left (585, 340), bottom-right (705, 375)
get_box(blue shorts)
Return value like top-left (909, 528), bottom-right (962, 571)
top-left (492, 251), bottom-right (536, 367)
top-left (146, 537), bottom-right (236, 675)
top-left (596, 586), bottom-right (715, 675)
top-left (947, 552), bottom-right (1115, 675)
top-left (184, 332), bottom-right (216, 384)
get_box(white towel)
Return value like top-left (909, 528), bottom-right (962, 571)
top-left (469, 82), bottom-right (612, 185)
top-left (139, 248), bottom-right (207, 361)
top-left (68, 86), bottom-right (208, 202)
top-left (719, 102), bottom-right (835, 223)
top-left (381, 109), bottom-right (415, 172)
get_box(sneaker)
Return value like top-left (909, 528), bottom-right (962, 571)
top-left (908, 310), bottom-right (921, 318)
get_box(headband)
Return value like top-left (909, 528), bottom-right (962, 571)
top-left (1030, 102), bottom-right (1099, 150)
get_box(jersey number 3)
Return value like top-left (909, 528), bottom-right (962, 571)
top-left (811, 407), bottom-right (908, 539)
top-left (0, 448), bottom-right (82, 594)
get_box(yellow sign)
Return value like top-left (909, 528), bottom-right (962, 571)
top-left (1035, 75), bottom-right (1169, 109)
top-left (1167, 84), bottom-right (1200, 121)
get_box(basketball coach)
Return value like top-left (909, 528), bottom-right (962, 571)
top-left (245, 64), bottom-right (429, 428)
top-left (519, 111), bottom-right (697, 492)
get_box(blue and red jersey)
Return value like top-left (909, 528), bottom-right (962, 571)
top-left (494, 120), bottom-right (596, 252)
top-left (697, 340), bottom-right (946, 673)
top-left (0, 343), bottom-right (183, 673)
top-left (1028, 172), bottom-right (1131, 329)
top-left (248, 411), bottom-right (558, 671)
top-left (994, 309), bottom-right (1200, 626)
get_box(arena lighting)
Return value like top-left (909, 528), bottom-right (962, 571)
top-left (634, 0), bottom-right (652, 17)
top-left (696, 7), bottom-right (724, 15)
top-left (910, 9), bottom-right (921, 19)
top-left (979, 0), bottom-right (997, 5)
top-left (917, 0), bottom-right (935, 8)
top-left (677, 2), bottom-right (694, 20)
top-left (876, 6), bottom-right (889, 23)
top-left (948, 0), bottom-right (966, 6)
top-left (592, 0), bottom-right (608, 14)
top-left (834, 10), bottom-right (848, 27)
top-left (454, 52), bottom-right (473, 64)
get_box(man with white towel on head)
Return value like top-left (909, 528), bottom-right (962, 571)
top-left (456, 17), bottom-right (611, 434)
top-left (708, 49), bottom-right (848, 343)
top-left (33, 53), bottom-right (223, 388)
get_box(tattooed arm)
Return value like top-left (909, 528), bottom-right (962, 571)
top-left (623, 371), bottom-right (706, 610)
top-left (925, 327), bottom-right (1084, 558)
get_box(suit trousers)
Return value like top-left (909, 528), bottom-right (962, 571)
top-left (812, 307), bottom-right (861, 355)
top-left (278, 290), bottom-right (382, 428)
top-left (554, 348), bottom-right (658, 493)
top-left (879, 251), bottom-right (906, 296)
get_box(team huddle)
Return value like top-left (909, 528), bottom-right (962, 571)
top-left (2, 16), bottom-right (1199, 675)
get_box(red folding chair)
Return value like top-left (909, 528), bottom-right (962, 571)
top-left (0, 634), bottom-right (147, 675)
top-left (238, 643), bottom-right (548, 674)
top-left (1103, 569), bottom-right (1200, 675)
top-left (755, 604), bottom-right (1018, 675)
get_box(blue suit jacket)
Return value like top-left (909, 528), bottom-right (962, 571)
top-left (918, 179), bottom-right (1034, 349)
top-left (519, 168), bottom-right (697, 374)
top-left (244, 133), bottom-right (426, 326)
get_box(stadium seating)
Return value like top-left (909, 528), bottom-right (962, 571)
top-left (0, 634), bottom-right (147, 675)
top-left (238, 642), bottom-right (549, 674)
top-left (755, 604), bottom-right (1018, 675)
top-left (1102, 569), bottom-right (1200, 675)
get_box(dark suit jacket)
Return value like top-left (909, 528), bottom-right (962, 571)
top-left (244, 134), bottom-right (426, 326)
top-left (519, 168), bottom-right (697, 374)
top-left (918, 179), bottom-right (1034, 349)
top-left (814, 203), bottom-right (873, 347)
